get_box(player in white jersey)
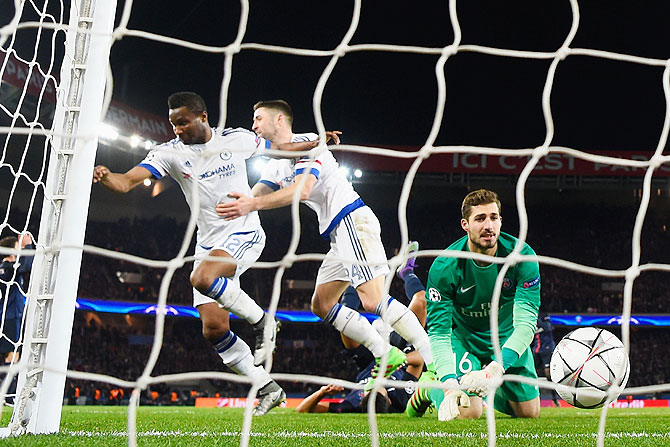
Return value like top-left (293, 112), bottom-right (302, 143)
top-left (217, 100), bottom-right (434, 389)
top-left (92, 92), bottom-right (323, 415)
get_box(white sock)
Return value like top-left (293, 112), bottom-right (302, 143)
top-left (212, 331), bottom-right (271, 385)
top-left (205, 277), bottom-right (265, 324)
top-left (377, 296), bottom-right (433, 365)
top-left (324, 303), bottom-right (389, 358)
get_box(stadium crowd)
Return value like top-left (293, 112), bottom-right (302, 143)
top-left (65, 312), bottom-right (360, 405)
top-left (76, 200), bottom-right (670, 315)
top-left (3, 195), bottom-right (670, 405)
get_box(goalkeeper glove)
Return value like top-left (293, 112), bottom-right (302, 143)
top-left (437, 378), bottom-right (470, 421)
top-left (459, 361), bottom-right (505, 397)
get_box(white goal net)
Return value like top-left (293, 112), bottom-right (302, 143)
top-left (1, 1), bottom-right (670, 446)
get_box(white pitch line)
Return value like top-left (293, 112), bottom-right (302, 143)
top-left (62, 430), bottom-right (670, 439)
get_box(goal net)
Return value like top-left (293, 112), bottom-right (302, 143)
top-left (1, 0), bottom-right (669, 446)
top-left (1, 0), bottom-right (116, 435)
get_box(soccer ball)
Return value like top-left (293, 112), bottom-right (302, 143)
top-left (549, 327), bottom-right (630, 409)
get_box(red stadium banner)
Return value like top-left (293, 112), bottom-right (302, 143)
top-left (195, 397), bottom-right (303, 408)
top-left (198, 397), bottom-right (669, 409)
top-left (337, 148), bottom-right (670, 176)
top-left (104, 101), bottom-right (172, 143)
top-left (0, 51), bottom-right (58, 101)
top-left (550, 399), bottom-right (670, 408)
top-left (3, 51), bottom-right (666, 172)
top-left (1, 52), bottom-right (170, 143)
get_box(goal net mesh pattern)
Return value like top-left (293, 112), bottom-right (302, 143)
top-left (1, 1), bottom-right (669, 446)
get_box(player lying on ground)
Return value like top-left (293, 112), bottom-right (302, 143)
top-left (295, 350), bottom-right (426, 414)
top-left (297, 244), bottom-right (434, 414)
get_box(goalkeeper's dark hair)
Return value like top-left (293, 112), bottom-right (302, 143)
top-left (168, 92), bottom-right (207, 115)
top-left (360, 390), bottom-right (390, 414)
top-left (0, 236), bottom-right (16, 249)
top-left (253, 100), bottom-right (293, 127)
top-left (461, 189), bottom-right (501, 220)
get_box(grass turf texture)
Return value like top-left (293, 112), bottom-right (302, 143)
top-left (0, 406), bottom-right (669, 446)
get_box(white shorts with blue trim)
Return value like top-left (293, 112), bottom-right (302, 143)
top-left (315, 206), bottom-right (390, 288)
top-left (192, 227), bottom-right (266, 307)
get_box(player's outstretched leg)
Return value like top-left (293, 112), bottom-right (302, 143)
top-left (405, 370), bottom-right (437, 417)
top-left (375, 296), bottom-right (433, 370)
top-left (396, 240), bottom-right (419, 280)
top-left (397, 241), bottom-right (427, 326)
top-left (200, 277), bottom-right (279, 364)
top-left (252, 313), bottom-right (280, 366)
top-left (364, 346), bottom-right (407, 392)
top-left (321, 299), bottom-right (406, 391)
top-left (253, 381), bottom-right (286, 416)
top-left (212, 330), bottom-right (285, 416)
top-left (203, 277), bottom-right (265, 325)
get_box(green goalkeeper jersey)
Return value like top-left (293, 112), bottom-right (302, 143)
top-left (425, 231), bottom-right (540, 381)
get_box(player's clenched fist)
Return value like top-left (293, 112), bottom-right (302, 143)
top-left (93, 165), bottom-right (110, 183)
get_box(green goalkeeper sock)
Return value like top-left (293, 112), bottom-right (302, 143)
top-left (429, 387), bottom-right (444, 409)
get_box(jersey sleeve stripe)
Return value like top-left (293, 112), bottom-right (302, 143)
top-left (138, 163), bottom-right (163, 179)
top-left (259, 180), bottom-right (280, 191)
top-left (295, 167), bottom-right (320, 178)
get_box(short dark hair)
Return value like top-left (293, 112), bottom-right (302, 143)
top-left (253, 100), bottom-right (293, 127)
top-left (461, 189), bottom-right (501, 220)
top-left (360, 390), bottom-right (390, 414)
top-left (168, 92), bottom-right (207, 115)
top-left (0, 236), bottom-right (16, 249)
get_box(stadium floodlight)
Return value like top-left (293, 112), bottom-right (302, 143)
top-left (338, 166), bottom-right (350, 178)
top-left (129, 134), bottom-right (141, 148)
top-left (144, 140), bottom-right (154, 150)
top-left (98, 123), bottom-right (119, 141)
top-left (353, 169), bottom-right (363, 178)
top-left (143, 178), bottom-right (152, 187)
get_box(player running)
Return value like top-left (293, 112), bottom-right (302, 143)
top-left (406, 189), bottom-right (541, 421)
top-left (92, 92), bottom-right (325, 415)
top-left (217, 100), bottom-right (434, 390)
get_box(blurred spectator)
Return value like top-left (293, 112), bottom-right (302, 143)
top-left (0, 233), bottom-right (34, 364)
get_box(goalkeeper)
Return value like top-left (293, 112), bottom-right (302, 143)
top-left (407, 189), bottom-right (540, 421)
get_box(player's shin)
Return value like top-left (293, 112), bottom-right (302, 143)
top-left (324, 303), bottom-right (388, 358)
top-left (205, 277), bottom-right (264, 324)
top-left (212, 331), bottom-right (272, 383)
top-left (376, 296), bottom-right (433, 367)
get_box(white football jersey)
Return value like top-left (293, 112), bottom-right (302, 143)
top-left (139, 127), bottom-right (267, 248)
top-left (258, 134), bottom-right (364, 239)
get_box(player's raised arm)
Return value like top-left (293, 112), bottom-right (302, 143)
top-left (295, 384), bottom-right (344, 413)
top-left (93, 165), bottom-right (153, 194)
top-left (274, 131), bottom-right (342, 154)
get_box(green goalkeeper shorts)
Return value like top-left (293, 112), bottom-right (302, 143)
top-left (451, 335), bottom-right (539, 415)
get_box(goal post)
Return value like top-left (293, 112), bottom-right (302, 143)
top-left (2, 0), bottom-right (117, 435)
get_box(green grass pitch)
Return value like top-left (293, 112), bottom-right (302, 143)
top-left (0, 406), bottom-right (669, 446)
